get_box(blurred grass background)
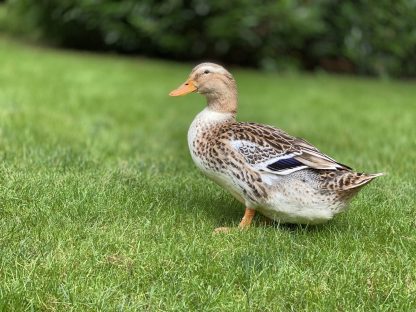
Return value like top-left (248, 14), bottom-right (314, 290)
top-left (0, 0), bottom-right (416, 310)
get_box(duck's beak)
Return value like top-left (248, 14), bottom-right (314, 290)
top-left (169, 79), bottom-right (197, 96)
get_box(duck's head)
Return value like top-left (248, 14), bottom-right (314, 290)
top-left (169, 63), bottom-right (238, 114)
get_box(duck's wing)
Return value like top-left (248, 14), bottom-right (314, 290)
top-left (222, 122), bottom-right (351, 175)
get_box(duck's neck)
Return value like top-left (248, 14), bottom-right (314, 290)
top-left (205, 88), bottom-right (238, 116)
top-left (195, 107), bottom-right (235, 126)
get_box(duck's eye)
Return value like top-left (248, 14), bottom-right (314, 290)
top-left (204, 70), bottom-right (210, 74)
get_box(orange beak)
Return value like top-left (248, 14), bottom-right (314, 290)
top-left (169, 79), bottom-right (197, 96)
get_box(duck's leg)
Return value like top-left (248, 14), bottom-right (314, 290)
top-left (213, 208), bottom-right (256, 234)
top-left (238, 208), bottom-right (256, 229)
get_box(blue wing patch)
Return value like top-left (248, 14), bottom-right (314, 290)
top-left (267, 157), bottom-right (304, 171)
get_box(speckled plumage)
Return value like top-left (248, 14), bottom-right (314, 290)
top-left (171, 63), bottom-right (383, 226)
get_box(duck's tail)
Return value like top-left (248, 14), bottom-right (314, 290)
top-left (320, 170), bottom-right (384, 191)
top-left (343, 172), bottom-right (384, 190)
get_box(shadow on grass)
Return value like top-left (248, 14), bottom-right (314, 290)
top-left (260, 219), bottom-right (329, 233)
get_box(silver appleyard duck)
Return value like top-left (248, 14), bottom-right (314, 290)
top-left (169, 63), bottom-right (383, 231)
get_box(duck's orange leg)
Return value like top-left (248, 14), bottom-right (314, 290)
top-left (238, 208), bottom-right (256, 229)
top-left (214, 208), bottom-right (256, 234)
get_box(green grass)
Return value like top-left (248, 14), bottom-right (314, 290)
top-left (0, 36), bottom-right (415, 311)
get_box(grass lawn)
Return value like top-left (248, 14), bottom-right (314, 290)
top-left (0, 36), bottom-right (415, 311)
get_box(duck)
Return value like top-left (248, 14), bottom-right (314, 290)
top-left (169, 63), bottom-right (383, 232)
